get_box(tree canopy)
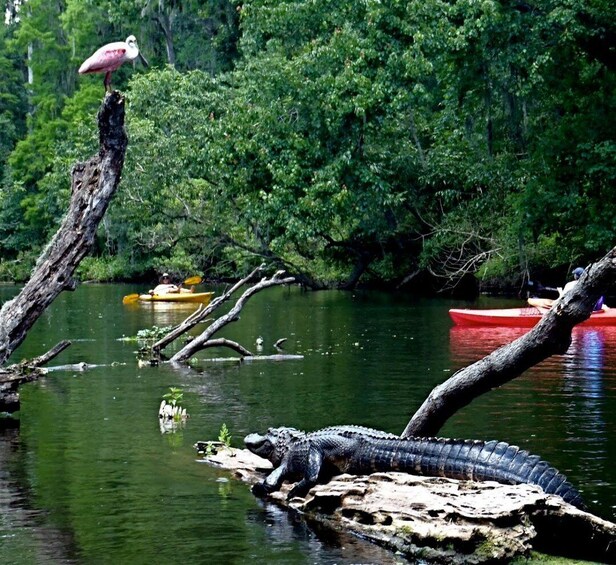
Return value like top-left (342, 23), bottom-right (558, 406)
top-left (0, 0), bottom-right (613, 291)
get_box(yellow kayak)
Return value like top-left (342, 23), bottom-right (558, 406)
top-left (138, 292), bottom-right (214, 304)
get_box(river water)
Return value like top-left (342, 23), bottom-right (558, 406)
top-left (1, 284), bottom-right (615, 563)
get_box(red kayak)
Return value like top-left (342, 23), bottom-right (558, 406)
top-left (449, 307), bottom-right (616, 327)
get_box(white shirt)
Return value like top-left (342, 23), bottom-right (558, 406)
top-left (152, 283), bottom-right (179, 295)
top-left (561, 280), bottom-right (578, 295)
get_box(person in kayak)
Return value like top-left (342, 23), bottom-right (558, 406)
top-left (529, 267), bottom-right (608, 312)
top-left (560, 267), bottom-right (585, 295)
top-left (150, 273), bottom-right (193, 295)
top-left (559, 267), bottom-right (608, 311)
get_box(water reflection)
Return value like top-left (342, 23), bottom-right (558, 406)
top-left (449, 324), bottom-right (616, 515)
top-left (450, 325), bottom-right (616, 377)
top-left (0, 427), bottom-right (78, 563)
top-left (449, 326), bottom-right (529, 364)
top-left (247, 501), bottom-right (410, 564)
top-left (123, 300), bottom-right (205, 328)
top-left (561, 330), bottom-right (610, 501)
top-left (1, 285), bottom-right (615, 564)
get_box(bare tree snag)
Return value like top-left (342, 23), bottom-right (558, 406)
top-left (152, 264), bottom-right (265, 355)
top-left (0, 92), bottom-right (127, 411)
top-left (169, 270), bottom-right (295, 363)
top-left (402, 246), bottom-right (616, 438)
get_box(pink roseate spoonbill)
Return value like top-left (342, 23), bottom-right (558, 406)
top-left (78, 35), bottom-right (148, 92)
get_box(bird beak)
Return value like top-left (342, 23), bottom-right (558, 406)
top-left (138, 52), bottom-right (149, 68)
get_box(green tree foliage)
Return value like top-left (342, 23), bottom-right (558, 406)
top-left (0, 0), bottom-right (240, 277)
top-left (0, 0), bottom-right (613, 290)
top-left (0, 21), bottom-right (26, 185)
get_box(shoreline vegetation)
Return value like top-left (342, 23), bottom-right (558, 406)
top-left (0, 258), bottom-right (602, 299)
top-left (1, 1), bottom-right (613, 299)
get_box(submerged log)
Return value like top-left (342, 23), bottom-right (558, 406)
top-left (0, 92), bottom-right (128, 412)
top-left (198, 446), bottom-right (616, 564)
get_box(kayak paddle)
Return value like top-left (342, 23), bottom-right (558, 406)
top-left (182, 276), bottom-right (203, 286)
top-left (122, 275), bottom-right (203, 304)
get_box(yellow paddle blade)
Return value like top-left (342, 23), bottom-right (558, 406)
top-left (122, 293), bottom-right (140, 304)
top-left (184, 276), bottom-right (202, 286)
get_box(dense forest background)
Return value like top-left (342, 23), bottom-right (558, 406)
top-left (0, 0), bottom-right (613, 293)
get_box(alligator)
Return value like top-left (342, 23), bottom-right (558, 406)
top-left (244, 425), bottom-right (585, 509)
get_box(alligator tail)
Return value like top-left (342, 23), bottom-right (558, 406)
top-left (357, 437), bottom-right (585, 509)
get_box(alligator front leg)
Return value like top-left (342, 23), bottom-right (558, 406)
top-left (252, 463), bottom-right (288, 497)
top-left (287, 447), bottom-right (323, 500)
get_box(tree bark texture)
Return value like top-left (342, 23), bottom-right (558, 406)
top-left (0, 92), bottom-right (127, 366)
top-left (402, 246), bottom-right (616, 437)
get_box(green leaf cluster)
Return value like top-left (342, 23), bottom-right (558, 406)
top-left (0, 0), bottom-right (613, 290)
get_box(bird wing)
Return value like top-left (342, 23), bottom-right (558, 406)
top-left (78, 44), bottom-right (128, 74)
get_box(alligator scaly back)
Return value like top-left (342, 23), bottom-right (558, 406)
top-left (345, 432), bottom-right (585, 509)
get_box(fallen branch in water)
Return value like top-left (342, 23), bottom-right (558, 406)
top-left (171, 270), bottom-right (295, 363)
top-left (152, 264), bottom-right (266, 355)
top-left (149, 267), bottom-right (297, 364)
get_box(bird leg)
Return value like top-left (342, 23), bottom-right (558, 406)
top-left (104, 71), bottom-right (112, 92)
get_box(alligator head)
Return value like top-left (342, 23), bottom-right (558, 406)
top-left (244, 427), bottom-right (304, 466)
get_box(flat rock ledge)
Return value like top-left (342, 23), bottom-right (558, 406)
top-left (197, 446), bottom-right (616, 564)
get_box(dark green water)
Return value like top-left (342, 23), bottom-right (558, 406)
top-left (1, 284), bottom-right (615, 563)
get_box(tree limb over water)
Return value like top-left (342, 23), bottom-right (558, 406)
top-left (0, 93), bottom-right (127, 411)
top-left (402, 245), bottom-right (616, 437)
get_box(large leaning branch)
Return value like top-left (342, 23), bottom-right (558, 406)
top-left (402, 246), bottom-right (616, 437)
top-left (170, 271), bottom-right (295, 363)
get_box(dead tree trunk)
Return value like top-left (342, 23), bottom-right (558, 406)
top-left (0, 92), bottom-right (127, 411)
top-left (402, 246), bottom-right (616, 437)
